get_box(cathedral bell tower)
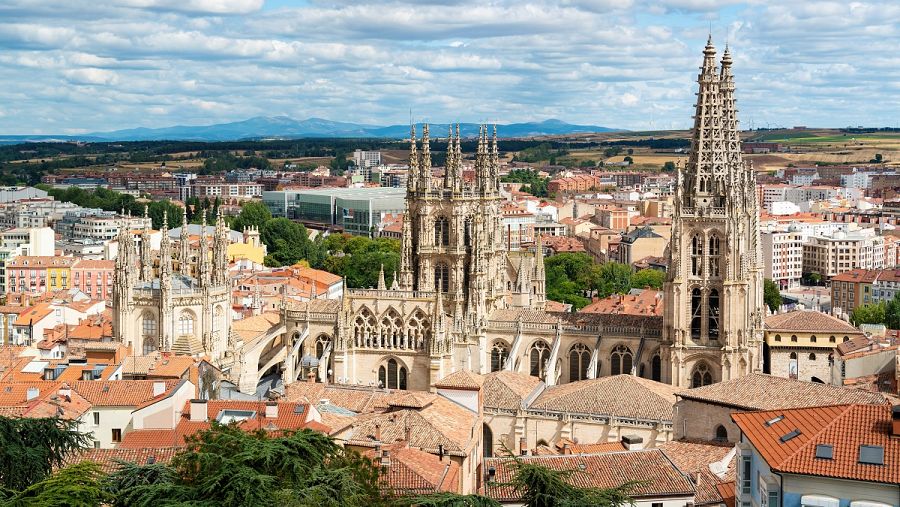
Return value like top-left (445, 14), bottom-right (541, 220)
top-left (662, 39), bottom-right (764, 388)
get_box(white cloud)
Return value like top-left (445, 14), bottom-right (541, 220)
top-left (62, 67), bottom-right (120, 85)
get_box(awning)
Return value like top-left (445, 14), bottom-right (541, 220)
top-left (801, 496), bottom-right (840, 507)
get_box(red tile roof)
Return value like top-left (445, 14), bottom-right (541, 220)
top-left (764, 310), bottom-right (861, 334)
top-left (73, 380), bottom-right (179, 407)
top-left (529, 375), bottom-right (678, 421)
top-left (369, 443), bottom-right (460, 496)
top-left (579, 289), bottom-right (663, 317)
top-left (832, 268), bottom-right (880, 284)
top-left (65, 447), bottom-right (181, 473)
top-left (433, 370), bottom-right (484, 390)
top-left (732, 404), bottom-right (900, 485)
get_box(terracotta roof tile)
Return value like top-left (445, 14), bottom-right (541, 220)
top-left (732, 404), bottom-right (900, 485)
top-left (579, 289), bottom-right (664, 317)
top-left (482, 450), bottom-right (695, 501)
top-left (482, 371), bottom-right (543, 412)
top-left (765, 310), bottom-right (861, 334)
top-left (283, 383), bottom-right (392, 413)
top-left (73, 380), bottom-right (179, 407)
top-left (676, 373), bottom-right (887, 411)
top-left (369, 444), bottom-right (460, 496)
top-left (433, 370), bottom-right (484, 390)
top-left (529, 375), bottom-right (678, 421)
top-left (66, 447), bottom-right (180, 473)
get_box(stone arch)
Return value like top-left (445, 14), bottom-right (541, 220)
top-left (405, 308), bottom-right (430, 350)
top-left (690, 360), bottom-right (714, 387)
top-left (650, 350), bottom-right (662, 382)
top-left (690, 232), bottom-right (704, 277)
top-left (353, 306), bottom-right (377, 348)
top-left (490, 340), bottom-right (510, 372)
top-left (379, 307), bottom-right (404, 349)
top-left (141, 311), bottom-right (159, 355)
top-left (483, 424), bottom-right (493, 458)
top-left (177, 309), bottom-right (196, 337)
top-left (714, 425), bottom-right (728, 442)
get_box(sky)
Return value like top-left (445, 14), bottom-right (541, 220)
top-left (0, 0), bottom-right (899, 134)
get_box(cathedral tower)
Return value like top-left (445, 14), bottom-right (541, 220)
top-left (662, 39), bottom-right (764, 388)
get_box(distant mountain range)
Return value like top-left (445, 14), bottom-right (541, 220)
top-left (0, 116), bottom-right (619, 143)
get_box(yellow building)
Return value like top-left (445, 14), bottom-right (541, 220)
top-left (763, 309), bottom-right (864, 383)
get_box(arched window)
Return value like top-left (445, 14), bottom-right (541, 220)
top-left (651, 353), bottom-right (662, 382)
top-left (691, 362), bottom-right (713, 387)
top-left (708, 235), bottom-right (721, 277)
top-left (380, 308), bottom-right (403, 349)
top-left (810, 335), bottom-right (817, 343)
top-left (380, 358), bottom-right (408, 390)
top-left (530, 341), bottom-right (550, 379)
top-left (789, 352), bottom-right (797, 360)
top-left (708, 289), bottom-right (720, 339)
top-left (791, 335), bottom-right (798, 342)
top-left (691, 288), bottom-right (702, 339)
top-left (142, 313), bottom-right (157, 338)
top-left (464, 218), bottom-right (473, 247)
top-left (691, 234), bottom-right (704, 277)
top-left (808, 353), bottom-right (816, 361)
top-left (434, 262), bottom-right (450, 292)
top-left (316, 335), bottom-right (331, 358)
top-left (490, 342), bottom-right (509, 372)
top-left (843, 336), bottom-right (849, 342)
top-left (434, 217), bottom-right (449, 247)
top-left (569, 344), bottom-right (590, 382)
top-left (610, 344), bottom-right (633, 376)
top-left (483, 424), bottom-right (493, 458)
top-left (714, 425), bottom-right (728, 442)
top-left (774, 334), bottom-right (782, 342)
top-left (829, 335), bottom-right (836, 343)
top-left (353, 307), bottom-right (377, 348)
top-left (178, 312), bottom-right (194, 336)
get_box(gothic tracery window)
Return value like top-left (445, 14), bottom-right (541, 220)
top-left (691, 362), bottom-right (713, 387)
top-left (491, 342), bottom-right (509, 372)
top-left (178, 312), bottom-right (194, 336)
top-left (690, 288), bottom-right (702, 339)
top-left (651, 352), bottom-right (662, 382)
top-left (434, 262), bottom-right (450, 292)
top-left (691, 234), bottom-right (704, 277)
top-left (529, 341), bottom-right (550, 379)
top-left (434, 216), bottom-right (449, 247)
top-left (379, 358), bottom-right (408, 390)
top-left (708, 235), bottom-right (721, 277)
top-left (610, 344), bottom-right (633, 375)
top-left (569, 343), bottom-right (590, 382)
top-left (708, 288), bottom-right (720, 340)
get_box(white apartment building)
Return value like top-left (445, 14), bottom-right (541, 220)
top-left (761, 228), bottom-right (803, 289)
top-left (802, 229), bottom-right (885, 278)
top-left (72, 216), bottom-right (151, 242)
top-left (0, 227), bottom-right (55, 256)
top-left (873, 269), bottom-right (900, 303)
top-left (352, 150), bottom-right (382, 169)
top-left (193, 181), bottom-right (262, 199)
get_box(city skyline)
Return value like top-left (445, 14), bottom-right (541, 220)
top-left (1, 0), bottom-right (899, 134)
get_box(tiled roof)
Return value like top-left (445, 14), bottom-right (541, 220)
top-left (433, 370), bottom-right (484, 390)
top-left (73, 380), bottom-right (179, 406)
top-left (732, 404), bottom-right (900, 485)
top-left (579, 289), bottom-right (663, 317)
top-left (120, 400), bottom-right (327, 448)
top-left (65, 447), bottom-right (181, 473)
top-left (13, 303), bottom-right (54, 326)
top-left (482, 370), bottom-right (543, 412)
top-left (482, 450), bottom-right (695, 501)
top-left (346, 396), bottom-right (477, 456)
top-left (121, 353), bottom-right (196, 378)
top-left (676, 373), bottom-right (887, 411)
top-left (832, 268), bottom-right (880, 283)
top-left (283, 382), bottom-right (392, 414)
top-left (543, 300), bottom-right (570, 312)
top-left (529, 375), bottom-right (678, 421)
top-left (658, 440), bottom-right (734, 480)
top-left (232, 312), bottom-right (282, 341)
top-left (764, 310), bottom-right (861, 334)
top-left (370, 444), bottom-right (460, 496)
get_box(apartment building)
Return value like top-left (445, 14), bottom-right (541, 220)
top-left (192, 178), bottom-right (263, 199)
top-left (830, 269), bottom-right (880, 314)
top-left (71, 259), bottom-right (115, 301)
top-left (802, 229), bottom-right (884, 278)
top-left (5, 256), bottom-right (77, 296)
top-left (761, 228), bottom-right (804, 289)
top-left (501, 202), bottom-right (535, 251)
top-left (873, 268), bottom-right (900, 303)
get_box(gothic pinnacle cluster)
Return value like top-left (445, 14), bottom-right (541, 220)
top-left (405, 123), bottom-right (501, 196)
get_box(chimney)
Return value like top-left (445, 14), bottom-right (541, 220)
top-left (438, 444), bottom-right (445, 462)
top-left (519, 437), bottom-right (528, 456)
top-left (152, 381), bottom-right (165, 397)
top-left (486, 466), bottom-right (496, 483)
top-left (380, 449), bottom-right (391, 469)
top-left (265, 401), bottom-right (278, 419)
top-left (189, 399), bottom-right (208, 422)
top-left (26, 387), bottom-right (39, 401)
top-left (892, 405), bottom-right (900, 438)
top-left (58, 383), bottom-right (72, 402)
top-left (563, 443), bottom-right (572, 455)
top-left (374, 423), bottom-right (382, 443)
top-left (621, 434), bottom-right (643, 451)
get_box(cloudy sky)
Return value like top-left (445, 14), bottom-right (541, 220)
top-left (1, 0), bottom-right (898, 134)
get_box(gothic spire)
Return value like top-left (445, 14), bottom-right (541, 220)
top-left (719, 45), bottom-right (743, 176)
top-left (199, 209), bottom-right (210, 286)
top-left (180, 205), bottom-right (190, 277)
top-left (684, 36), bottom-right (725, 205)
top-left (159, 211), bottom-right (172, 281)
top-left (139, 205), bottom-right (152, 282)
top-left (408, 123), bottom-right (419, 193)
top-left (421, 123), bottom-right (432, 191)
top-left (443, 125), bottom-right (454, 189)
top-left (491, 124), bottom-right (500, 192)
top-left (377, 263), bottom-right (386, 290)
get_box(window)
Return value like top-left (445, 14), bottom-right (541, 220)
top-left (774, 334), bottom-right (781, 342)
top-left (708, 235), bottom-right (721, 277)
top-left (178, 312), bottom-right (194, 335)
top-left (691, 234), bottom-right (704, 276)
top-left (708, 288), bottom-right (720, 339)
top-left (690, 288), bottom-right (702, 339)
top-left (651, 353), bottom-right (662, 382)
top-left (112, 428), bottom-right (122, 443)
top-left (434, 262), bottom-right (450, 292)
top-left (808, 353), bottom-right (816, 361)
top-left (490, 342), bottom-right (509, 372)
top-left (379, 358), bottom-right (408, 390)
top-left (768, 489), bottom-right (780, 507)
top-left (434, 216), bottom-right (449, 247)
top-left (569, 344), bottom-right (590, 382)
top-left (610, 345), bottom-right (633, 376)
top-left (740, 455), bottom-right (752, 494)
top-left (810, 335), bottom-right (817, 343)
top-left (714, 425), bottom-right (728, 442)
top-left (93, 440), bottom-right (100, 449)
top-left (93, 412), bottom-right (100, 425)
top-left (530, 341), bottom-right (550, 379)
top-left (790, 335), bottom-right (798, 342)
top-left (829, 335), bottom-right (836, 343)
top-left (691, 362), bottom-right (713, 387)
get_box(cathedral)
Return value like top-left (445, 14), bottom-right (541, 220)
top-left (112, 39), bottom-right (762, 394)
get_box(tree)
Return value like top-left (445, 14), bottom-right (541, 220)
top-left (631, 269), bottom-right (665, 290)
top-left (591, 262), bottom-right (633, 299)
top-left (4, 461), bottom-right (106, 507)
top-left (763, 279), bottom-right (782, 313)
top-left (0, 416), bottom-right (92, 493)
top-left (886, 293), bottom-right (900, 329)
top-left (502, 458), bottom-right (636, 507)
top-left (231, 201), bottom-right (273, 232)
top-left (261, 218), bottom-right (314, 267)
top-left (623, 156), bottom-right (633, 165)
top-left (850, 302), bottom-right (887, 326)
top-left (662, 161), bottom-right (676, 172)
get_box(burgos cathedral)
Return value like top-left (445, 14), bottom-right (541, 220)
top-left (113, 39), bottom-right (763, 393)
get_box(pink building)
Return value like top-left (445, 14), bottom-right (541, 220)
top-left (71, 259), bottom-right (115, 301)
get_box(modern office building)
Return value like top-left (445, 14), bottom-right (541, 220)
top-left (263, 187), bottom-right (406, 236)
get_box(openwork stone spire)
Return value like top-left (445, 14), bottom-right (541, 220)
top-left (684, 35), bottom-right (725, 206)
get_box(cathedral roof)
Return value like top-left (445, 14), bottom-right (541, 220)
top-left (528, 375), bottom-right (679, 422)
top-left (676, 373), bottom-right (888, 411)
top-left (482, 371), bottom-right (543, 412)
top-left (433, 370), bottom-right (484, 391)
